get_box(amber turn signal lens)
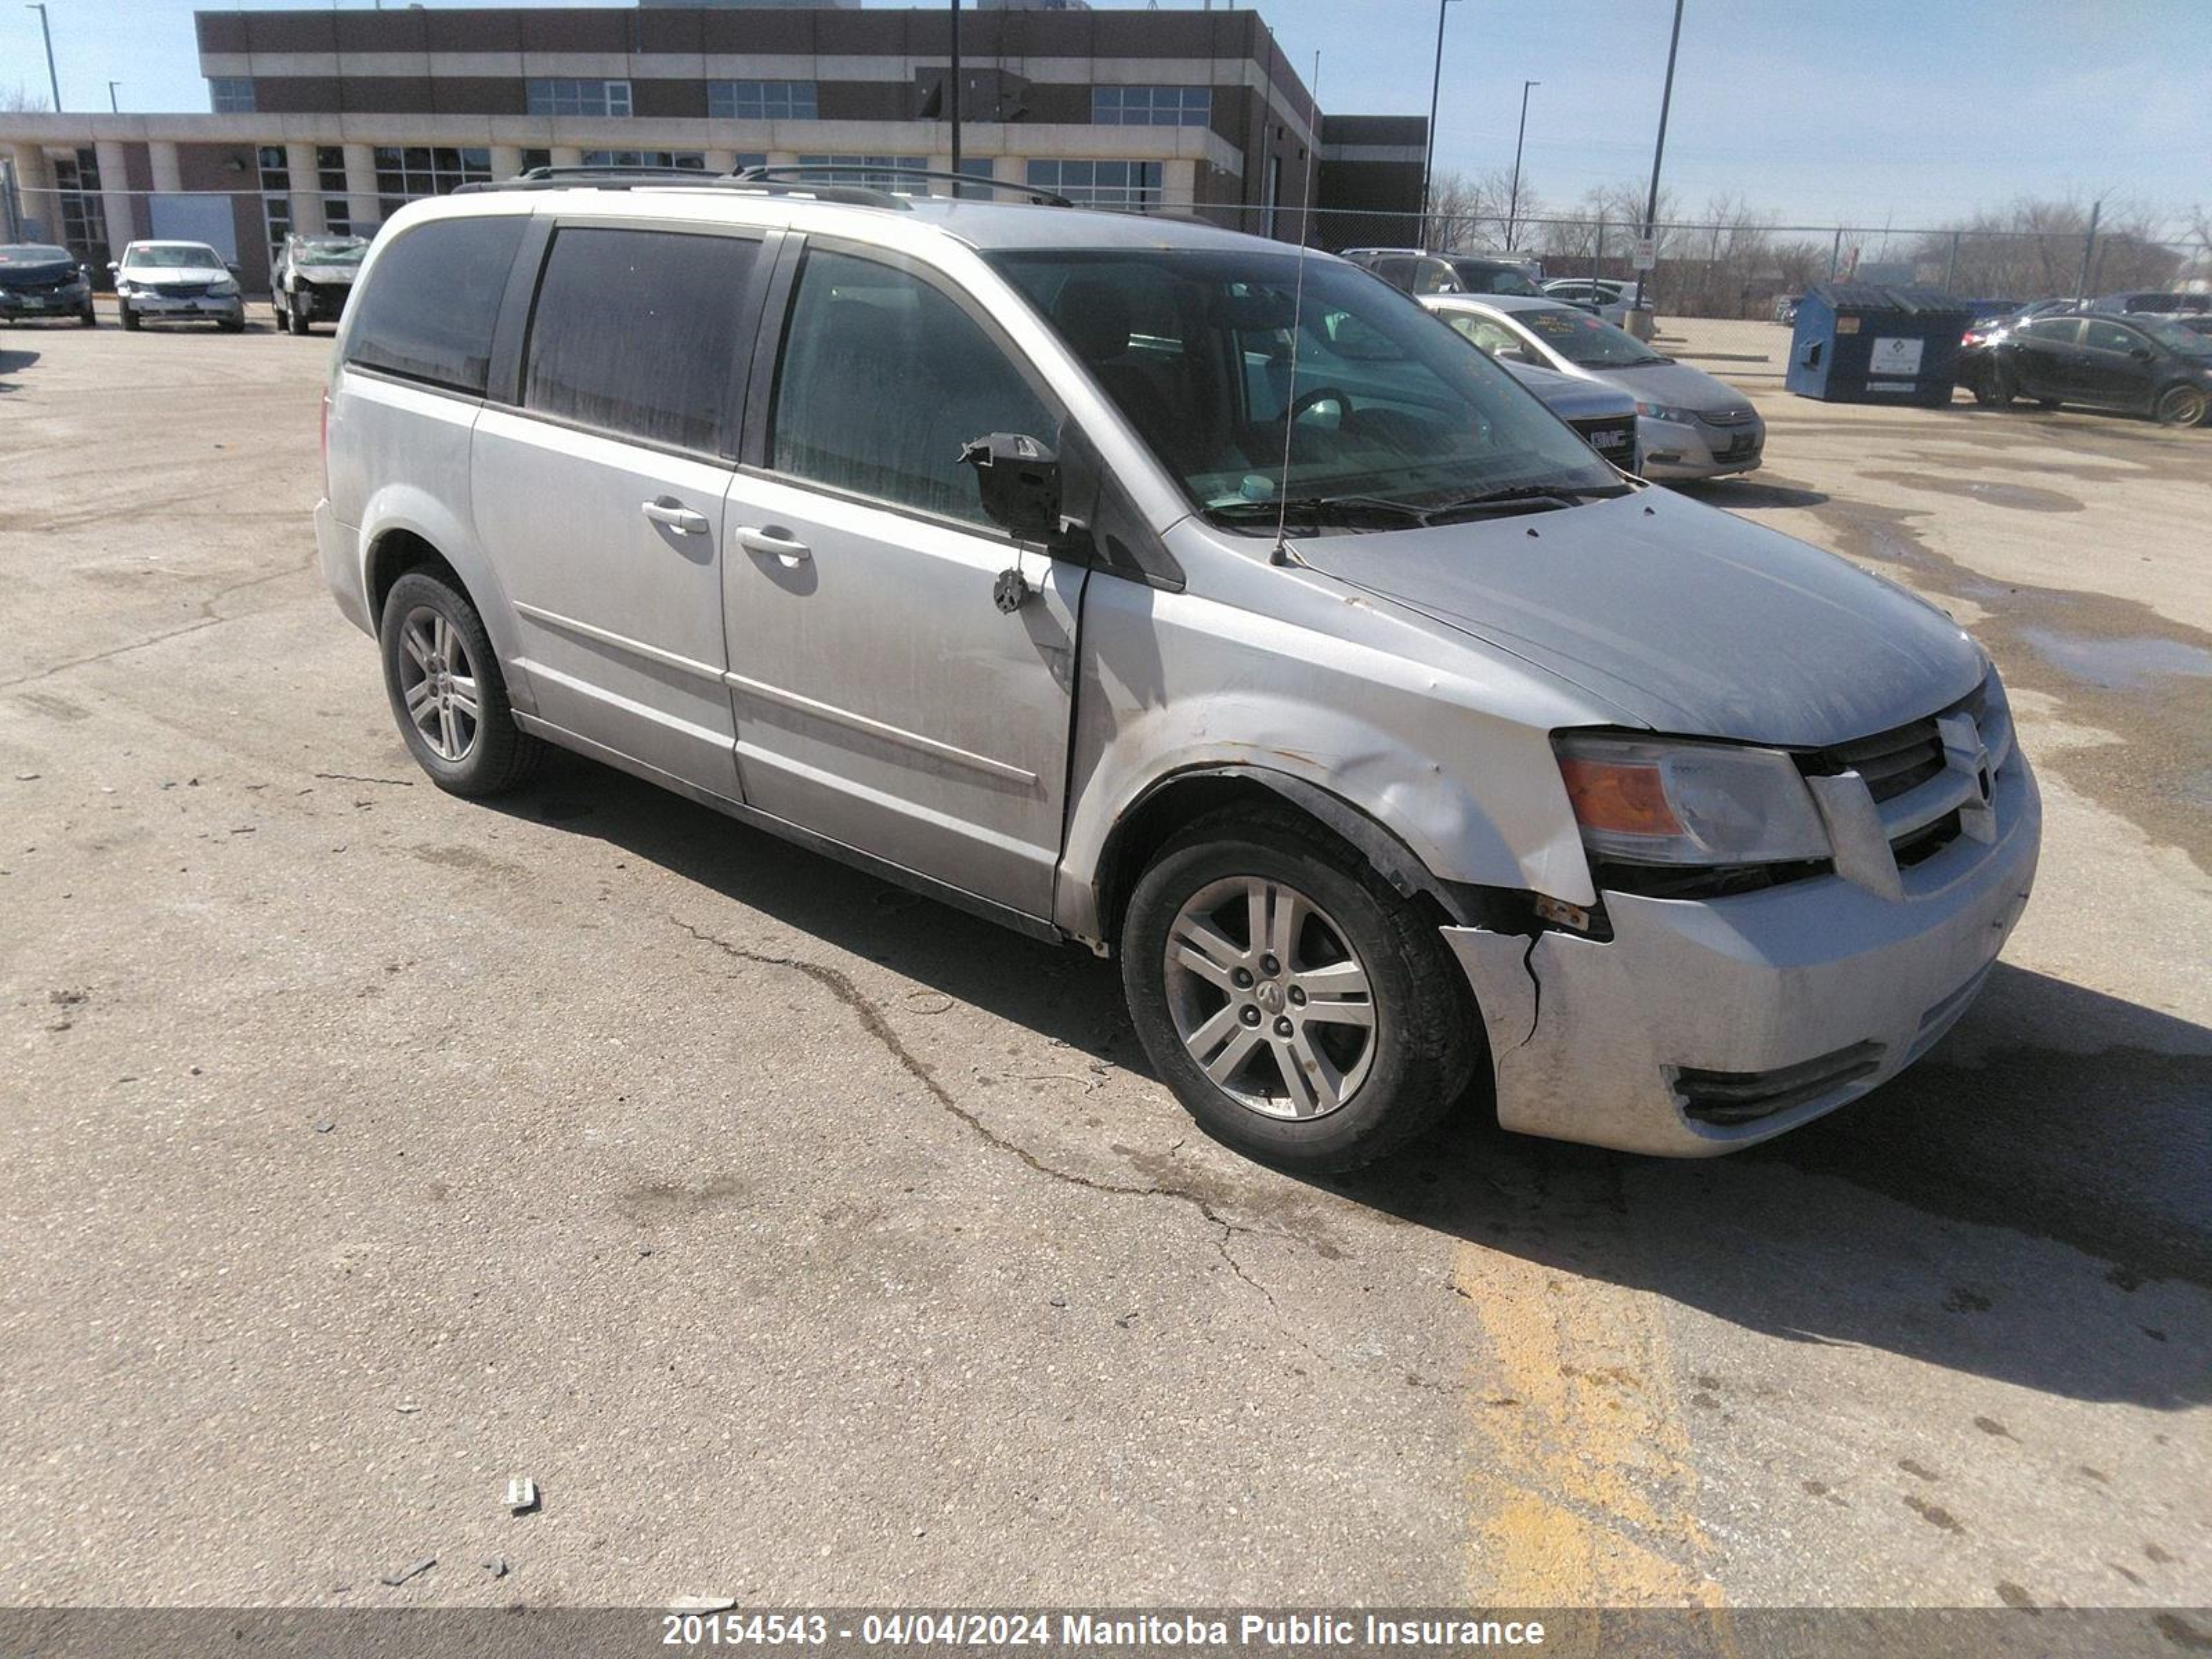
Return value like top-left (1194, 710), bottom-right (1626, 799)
top-left (1558, 756), bottom-right (1684, 838)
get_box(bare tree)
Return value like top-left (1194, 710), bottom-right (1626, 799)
top-left (1910, 194), bottom-right (2182, 301)
top-left (1, 86), bottom-right (51, 113)
top-left (1426, 167), bottom-right (1535, 253)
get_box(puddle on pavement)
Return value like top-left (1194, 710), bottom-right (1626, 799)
top-left (1863, 471), bottom-right (2085, 513)
top-left (1803, 494), bottom-right (2212, 876)
top-left (2018, 627), bottom-right (2212, 691)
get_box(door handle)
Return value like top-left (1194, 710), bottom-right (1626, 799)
top-left (735, 525), bottom-right (812, 566)
top-left (642, 498), bottom-right (709, 536)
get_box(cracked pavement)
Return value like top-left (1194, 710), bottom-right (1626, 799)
top-left (1, 319), bottom-right (2207, 1618)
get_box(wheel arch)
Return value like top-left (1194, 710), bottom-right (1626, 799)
top-left (1085, 765), bottom-right (1528, 955)
top-left (355, 494), bottom-right (536, 716)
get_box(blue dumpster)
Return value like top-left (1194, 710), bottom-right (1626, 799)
top-left (1785, 282), bottom-right (1974, 406)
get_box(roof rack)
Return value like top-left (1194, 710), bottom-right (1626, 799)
top-left (733, 164), bottom-right (1072, 208)
top-left (454, 165), bottom-right (910, 209)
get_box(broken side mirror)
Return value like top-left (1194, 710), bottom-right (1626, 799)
top-left (959, 432), bottom-right (1060, 541)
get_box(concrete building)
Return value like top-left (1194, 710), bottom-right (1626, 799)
top-left (0, 3), bottom-right (1427, 294)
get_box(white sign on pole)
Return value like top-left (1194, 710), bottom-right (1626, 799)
top-left (1632, 236), bottom-right (1657, 272)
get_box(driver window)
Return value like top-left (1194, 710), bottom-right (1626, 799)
top-left (1413, 259), bottom-right (1460, 295)
top-left (2081, 320), bottom-right (2137, 354)
top-left (771, 248), bottom-right (1058, 527)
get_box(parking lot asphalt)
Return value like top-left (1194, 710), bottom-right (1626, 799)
top-left (2, 317), bottom-right (2207, 1615)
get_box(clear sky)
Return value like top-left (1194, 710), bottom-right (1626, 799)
top-left (8, 0), bottom-right (2207, 233)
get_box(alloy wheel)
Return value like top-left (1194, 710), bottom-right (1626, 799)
top-left (1163, 875), bottom-right (1378, 1120)
top-left (396, 606), bottom-right (480, 762)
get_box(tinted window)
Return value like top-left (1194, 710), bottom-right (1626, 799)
top-left (1449, 260), bottom-right (1545, 297)
top-left (523, 227), bottom-right (760, 453)
top-left (771, 250), bottom-right (1056, 527)
top-left (348, 215), bottom-right (525, 395)
top-left (2023, 318), bottom-right (2081, 344)
top-left (2081, 319), bottom-right (2141, 355)
top-left (1372, 256), bottom-right (1417, 290)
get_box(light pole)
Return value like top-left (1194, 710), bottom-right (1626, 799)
top-left (1419, 0), bottom-right (1459, 250)
top-left (27, 3), bottom-right (62, 113)
top-left (947, 0), bottom-right (962, 185)
top-left (1634, 0), bottom-right (1686, 316)
top-left (1505, 79), bottom-right (1539, 250)
top-left (107, 80), bottom-right (120, 113)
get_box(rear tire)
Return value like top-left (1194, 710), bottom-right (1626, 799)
top-left (2153, 384), bottom-right (2209, 428)
top-left (1120, 805), bottom-right (1483, 1173)
top-left (378, 570), bottom-right (543, 798)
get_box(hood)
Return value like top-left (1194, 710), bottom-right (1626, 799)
top-left (0, 253), bottom-right (82, 286)
top-left (1502, 358), bottom-right (1638, 421)
top-left (1591, 357), bottom-right (1752, 418)
top-left (1292, 488), bottom-right (1983, 748)
top-left (296, 261), bottom-right (359, 283)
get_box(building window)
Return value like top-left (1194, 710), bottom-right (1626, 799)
top-left (1024, 159), bottom-right (1162, 210)
top-left (581, 150), bottom-right (706, 170)
top-left (209, 77), bottom-right (255, 113)
top-left (49, 147), bottom-right (109, 271)
top-left (732, 153), bottom-right (769, 174)
top-left (373, 145), bottom-right (492, 220)
top-left (797, 155), bottom-right (929, 194)
top-left (708, 80), bottom-right (817, 121)
top-left (317, 145), bottom-right (351, 236)
top-left (525, 78), bottom-right (631, 118)
top-left (1091, 85), bottom-right (1210, 127)
top-left (259, 144), bottom-right (292, 270)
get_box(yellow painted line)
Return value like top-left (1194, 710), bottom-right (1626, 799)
top-left (1456, 1239), bottom-right (1741, 1653)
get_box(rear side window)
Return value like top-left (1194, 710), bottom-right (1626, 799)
top-left (346, 216), bottom-right (524, 395)
top-left (2081, 319), bottom-right (2139, 354)
top-left (523, 226), bottom-right (762, 453)
top-left (2024, 318), bottom-right (2081, 344)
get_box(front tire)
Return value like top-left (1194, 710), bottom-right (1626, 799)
top-left (1121, 807), bottom-right (1482, 1172)
top-left (118, 303), bottom-right (138, 331)
top-left (2154, 384), bottom-right (2209, 428)
top-left (290, 290), bottom-right (311, 335)
top-left (79, 305), bottom-right (97, 327)
top-left (274, 296), bottom-right (291, 334)
top-left (378, 570), bottom-right (543, 798)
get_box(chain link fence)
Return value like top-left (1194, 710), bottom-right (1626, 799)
top-left (8, 163), bottom-right (2203, 334)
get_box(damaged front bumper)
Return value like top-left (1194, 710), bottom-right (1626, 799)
top-left (1443, 754), bottom-right (2041, 1156)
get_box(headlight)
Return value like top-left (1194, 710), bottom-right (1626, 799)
top-left (114, 279), bottom-right (135, 295)
top-left (1554, 733), bottom-right (1831, 867)
top-left (210, 276), bottom-right (239, 297)
top-left (1635, 401), bottom-right (1697, 424)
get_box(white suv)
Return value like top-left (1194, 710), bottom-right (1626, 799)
top-left (317, 175), bottom-right (2037, 1170)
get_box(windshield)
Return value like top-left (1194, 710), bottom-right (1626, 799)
top-left (1514, 306), bottom-right (1668, 367)
top-left (0, 244), bottom-right (73, 265)
top-left (295, 236), bottom-right (368, 265)
top-left (1450, 260), bottom-right (1545, 297)
top-left (2135, 317), bottom-right (2212, 356)
top-left (990, 249), bottom-right (1623, 528)
top-left (125, 243), bottom-right (221, 270)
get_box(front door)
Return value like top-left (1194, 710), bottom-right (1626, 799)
top-left (473, 221), bottom-right (769, 795)
top-left (2076, 317), bottom-right (2154, 411)
top-left (720, 242), bottom-right (1085, 919)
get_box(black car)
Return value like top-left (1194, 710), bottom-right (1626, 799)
top-left (1982, 312), bottom-right (2212, 426)
top-left (2087, 290), bottom-right (2211, 317)
top-left (0, 243), bottom-right (97, 327)
top-left (1344, 248), bottom-right (1548, 299)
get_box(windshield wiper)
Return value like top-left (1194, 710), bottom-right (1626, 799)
top-left (1204, 494), bottom-right (1432, 529)
top-left (1421, 482), bottom-right (1623, 523)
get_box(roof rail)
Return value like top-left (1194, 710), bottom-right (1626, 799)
top-left (453, 164), bottom-right (912, 209)
top-left (733, 164), bottom-right (1072, 208)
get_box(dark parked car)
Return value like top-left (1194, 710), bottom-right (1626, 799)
top-left (2087, 290), bottom-right (2211, 317)
top-left (1981, 312), bottom-right (2212, 426)
top-left (1343, 247), bottom-right (1547, 299)
top-left (0, 243), bottom-right (96, 326)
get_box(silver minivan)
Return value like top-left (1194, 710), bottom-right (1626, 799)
top-left (317, 177), bottom-right (2038, 1171)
